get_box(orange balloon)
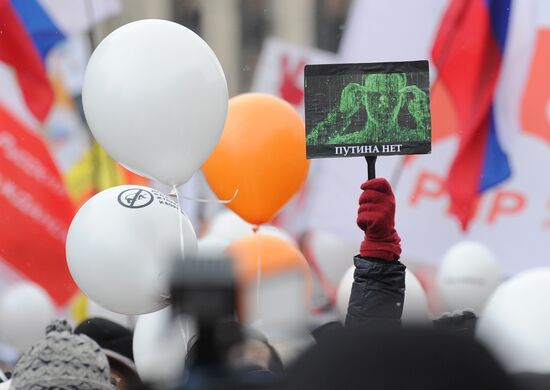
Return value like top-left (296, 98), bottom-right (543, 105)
top-left (202, 93), bottom-right (309, 225)
top-left (228, 234), bottom-right (311, 285)
top-left (228, 234), bottom-right (311, 321)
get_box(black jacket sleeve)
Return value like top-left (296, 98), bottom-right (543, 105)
top-left (345, 255), bottom-right (406, 328)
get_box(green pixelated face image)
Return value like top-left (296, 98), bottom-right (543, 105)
top-left (363, 74), bottom-right (406, 127)
top-left (306, 71), bottom-right (430, 146)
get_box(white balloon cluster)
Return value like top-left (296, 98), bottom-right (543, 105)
top-left (67, 19), bottom-right (229, 316)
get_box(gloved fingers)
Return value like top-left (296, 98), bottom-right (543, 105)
top-left (360, 178), bottom-right (393, 193)
top-left (358, 219), bottom-right (394, 237)
top-left (358, 190), bottom-right (395, 206)
top-left (358, 203), bottom-right (394, 214)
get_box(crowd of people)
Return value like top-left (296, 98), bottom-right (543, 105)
top-left (0, 178), bottom-right (548, 389)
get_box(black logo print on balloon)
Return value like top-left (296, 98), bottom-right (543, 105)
top-left (117, 188), bottom-right (154, 208)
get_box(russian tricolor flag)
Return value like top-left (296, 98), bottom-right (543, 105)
top-left (0, 0), bottom-right (120, 123)
top-left (0, 0), bottom-right (65, 121)
top-left (432, 0), bottom-right (512, 230)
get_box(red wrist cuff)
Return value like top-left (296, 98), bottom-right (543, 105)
top-left (359, 233), bottom-right (402, 262)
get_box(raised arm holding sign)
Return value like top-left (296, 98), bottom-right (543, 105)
top-left (303, 61), bottom-right (432, 326)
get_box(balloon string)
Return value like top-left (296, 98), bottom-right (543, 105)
top-left (171, 188), bottom-right (239, 204)
top-left (159, 294), bottom-right (171, 305)
top-left (253, 225), bottom-right (262, 323)
top-left (177, 317), bottom-right (189, 352)
top-left (171, 185), bottom-right (186, 259)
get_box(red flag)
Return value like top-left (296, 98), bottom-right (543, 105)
top-left (0, 104), bottom-right (76, 304)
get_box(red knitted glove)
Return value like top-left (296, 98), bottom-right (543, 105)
top-left (357, 178), bottom-right (401, 261)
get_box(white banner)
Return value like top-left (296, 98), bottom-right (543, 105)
top-left (251, 37), bottom-right (337, 116)
top-left (252, 1), bottom-right (550, 275)
top-left (306, 0), bottom-right (550, 275)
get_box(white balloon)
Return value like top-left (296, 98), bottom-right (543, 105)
top-left (437, 241), bottom-right (501, 314)
top-left (197, 236), bottom-right (230, 258)
top-left (402, 270), bottom-right (431, 323)
top-left (254, 226), bottom-right (296, 245)
top-left (87, 299), bottom-right (134, 329)
top-left (477, 268), bottom-right (550, 374)
top-left (206, 210), bottom-right (296, 246)
top-left (206, 210), bottom-right (247, 241)
top-left (82, 19), bottom-right (228, 185)
top-left (305, 230), bottom-right (357, 287)
top-left (0, 283), bottom-right (55, 353)
top-left (66, 185), bottom-right (197, 315)
top-left (336, 266), bottom-right (429, 324)
top-left (119, 163), bottom-right (152, 180)
top-left (335, 267), bottom-right (356, 320)
top-left (133, 307), bottom-right (194, 383)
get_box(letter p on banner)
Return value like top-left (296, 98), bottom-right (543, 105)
top-left (487, 191), bottom-right (526, 224)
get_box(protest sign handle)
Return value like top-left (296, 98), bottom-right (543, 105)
top-left (366, 156), bottom-right (377, 180)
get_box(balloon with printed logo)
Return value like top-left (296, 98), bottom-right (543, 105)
top-left (66, 185), bottom-right (197, 315)
top-left (83, 19), bottom-right (228, 185)
top-left (202, 93), bottom-right (309, 225)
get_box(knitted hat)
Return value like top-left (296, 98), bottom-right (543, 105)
top-left (10, 319), bottom-right (114, 390)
